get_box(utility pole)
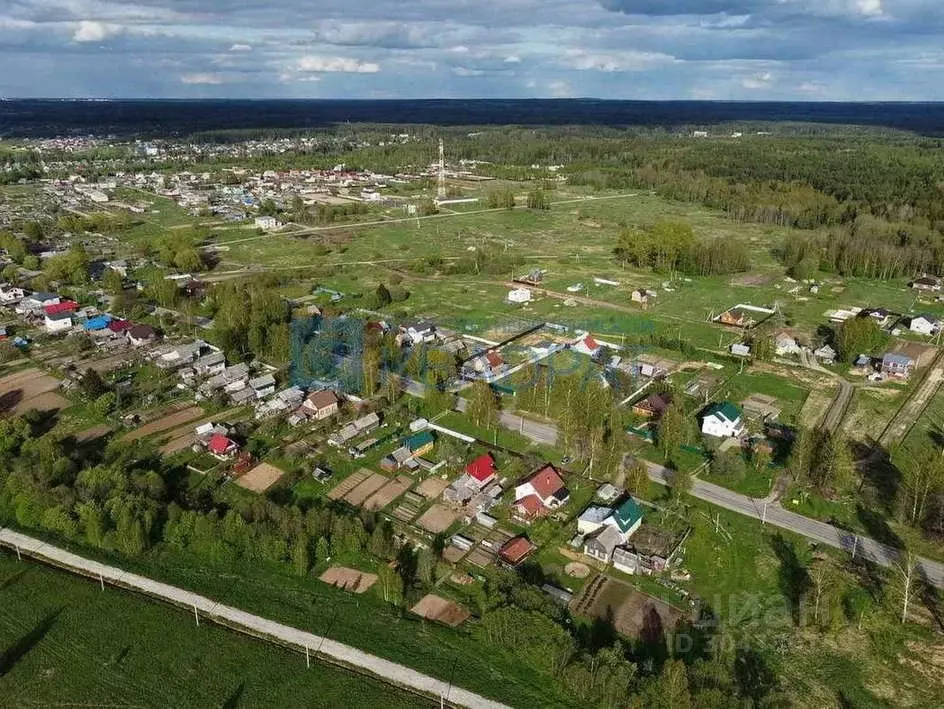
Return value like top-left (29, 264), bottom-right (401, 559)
top-left (437, 138), bottom-right (446, 200)
top-left (193, 605), bottom-right (199, 626)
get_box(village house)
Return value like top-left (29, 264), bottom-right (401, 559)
top-left (730, 342), bottom-right (751, 357)
top-left (44, 310), bottom-right (73, 333)
top-left (631, 288), bottom-right (656, 305)
top-left (254, 215), bottom-right (282, 231)
top-left (445, 453), bottom-right (497, 504)
top-left (774, 332), bottom-right (801, 356)
top-left (909, 314), bottom-right (940, 336)
top-left (813, 344), bottom-right (837, 364)
top-left (0, 284), bottom-right (25, 304)
top-left (882, 352), bottom-right (915, 378)
top-left (249, 373), bottom-right (277, 399)
top-left (498, 536), bottom-right (535, 567)
top-left (128, 324), bottom-right (157, 347)
top-left (398, 320), bottom-right (437, 346)
top-left (207, 433), bottom-right (239, 459)
top-left (406, 430), bottom-right (435, 457)
top-left (701, 401), bottom-right (746, 438)
top-left (513, 464), bottom-right (570, 520)
top-left (18, 291), bottom-right (59, 313)
top-left (302, 389), bottom-right (340, 420)
top-left (718, 308), bottom-right (750, 327)
top-left (154, 340), bottom-right (209, 370)
top-left (632, 392), bottom-right (672, 419)
top-left (572, 334), bottom-right (601, 357)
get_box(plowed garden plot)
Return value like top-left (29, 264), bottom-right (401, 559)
top-left (415, 477), bottom-right (449, 499)
top-left (327, 469), bottom-right (370, 501)
top-left (343, 473), bottom-right (389, 506)
top-left (572, 576), bottom-right (688, 640)
top-left (121, 406), bottom-right (204, 442)
top-left (319, 566), bottom-right (378, 594)
top-left (465, 548), bottom-right (495, 568)
top-left (416, 504), bottom-right (459, 533)
top-left (235, 462), bottom-right (285, 493)
top-left (392, 501), bottom-right (421, 522)
top-left (0, 368), bottom-right (69, 414)
top-left (363, 475), bottom-right (413, 511)
top-left (410, 594), bottom-right (470, 627)
top-left (442, 546), bottom-right (468, 564)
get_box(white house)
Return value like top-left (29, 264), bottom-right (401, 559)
top-left (909, 315), bottom-right (940, 336)
top-left (399, 321), bottom-right (436, 346)
top-left (701, 401), bottom-right (746, 438)
top-left (814, 345), bottom-right (837, 364)
top-left (730, 342), bottom-right (751, 357)
top-left (18, 292), bottom-right (59, 313)
top-left (774, 333), bottom-right (801, 356)
top-left (44, 312), bottom-right (73, 333)
top-left (249, 373), bottom-right (277, 399)
top-left (507, 288), bottom-right (532, 304)
top-left (0, 284), bottom-right (25, 304)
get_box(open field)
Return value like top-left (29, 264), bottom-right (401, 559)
top-left (415, 476), bottom-right (449, 499)
top-left (0, 554), bottom-right (427, 708)
top-left (121, 405), bottom-right (205, 442)
top-left (319, 566), bottom-right (378, 594)
top-left (236, 462), bottom-right (286, 493)
top-left (0, 368), bottom-right (69, 415)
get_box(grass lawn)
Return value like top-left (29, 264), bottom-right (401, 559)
top-left (0, 553), bottom-right (429, 708)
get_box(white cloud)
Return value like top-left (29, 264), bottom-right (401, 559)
top-left (741, 71), bottom-right (774, 89)
top-left (293, 55), bottom-right (380, 74)
top-left (73, 20), bottom-right (120, 43)
top-left (567, 49), bottom-right (674, 72)
top-left (453, 67), bottom-right (485, 77)
top-left (504, 55), bottom-right (522, 63)
top-left (229, 43), bottom-right (252, 52)
top-left (548, 80), bottom-right (573, 97)
top-left (180, 73), bottom-right (226, 85)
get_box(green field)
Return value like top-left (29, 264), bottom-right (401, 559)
top-left (0, 553), bottom-right (429, 708)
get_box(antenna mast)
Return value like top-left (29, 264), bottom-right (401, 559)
top-left (437, 137), bottom-right (446, 200)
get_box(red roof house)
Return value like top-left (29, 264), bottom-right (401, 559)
top-left (485, 351), bottom-right (504, 369)
top-left (44, 300), bottom-right (78, 316)
top-left (513, 464), bottom-right (570, 519)
top-left (107, 319), bottom-right (132, 333)
top-left (207, 433), bottom-right (238, 458)
top-left (465, 453), bottom-right (496, 486)
top-left (498, 536), bottom-right (535, 566)
top-left (574, 334), bottom-right (601, 356)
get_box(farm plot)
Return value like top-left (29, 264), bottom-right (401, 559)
top-left (343, 472), bottom-right (390, 506)
top-left (363, 475), bottom-right (413, 511)
top-left (74, 424), bottom-right (114, 442)
top-left (409, 594), bottom-right (471, 627)
top-left (415, 504), bottom-right (459, 534)
top-left (318, 566), bottom-right (378, 594)
top-left (121, 405), bottom-right (205, 442)
top-left (572, 576), bottom-right (688, 640)
top-left (327, 468), bottom-right (371, 500)
top-left (415, 476), bottom-right (449, 499)
top-left (236, 462), bottom-right (286, 493)
top-left (0, 367), bottom-right (70, 414)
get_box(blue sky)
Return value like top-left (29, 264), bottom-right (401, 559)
top-left (1, 0), bottom-right (943, 99)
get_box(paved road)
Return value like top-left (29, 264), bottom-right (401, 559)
top-left (487, 409), bottom-right (944, 587)
top-left (0, 527), bottom-right (507, 709)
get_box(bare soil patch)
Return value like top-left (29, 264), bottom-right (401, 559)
top-left (0, 368), bottom-right (68, 414)
top-left (410, 594), bottom-right (470, 627)
top-left (573, 576), bottom-right (688, 640)
top-left (121, 406), bottom-right (204, 442)
top-left (416, 504), bottom-right (459, 534)
top-left (161, 433), bottom-right (196, 455)
top-left (236, 462), bottom-right (286, 493)
top-left (731, 273), bottom-right (774, 287)
top-left (343, 472), bottom-right (389, 506)
top-left (565, 562), bottom-right (591, 579)
top-left (415, 476), bottom-right (449, 499)
top-left (319, 566), bottom-right (378, 594)
top-left (327, 468), bottom-right (370, 501)
top-left (74, 424), bottom-right (113, 442)
top-left (363, 475), bottom-right (412, 511)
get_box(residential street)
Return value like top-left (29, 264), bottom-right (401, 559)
top-left (490, 407), bottom-right (944, 588)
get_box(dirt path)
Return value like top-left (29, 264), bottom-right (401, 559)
top-left (879, 348), bottom-right (944, 448)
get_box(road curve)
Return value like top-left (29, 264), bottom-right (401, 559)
top-left (0, 527), bottom-right (508, 709)
top-left (488, 408), bottom-right (944, 588)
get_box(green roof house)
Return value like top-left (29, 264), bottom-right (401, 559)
top-left (701, 401), bottom-right (745, 439)
top-left (612, 498), bottom-right (644, 536)
top-left (406, 430), bottom-right (435, 456)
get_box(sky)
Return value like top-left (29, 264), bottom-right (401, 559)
top-left (1, 0), bottom-right (943, 100)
